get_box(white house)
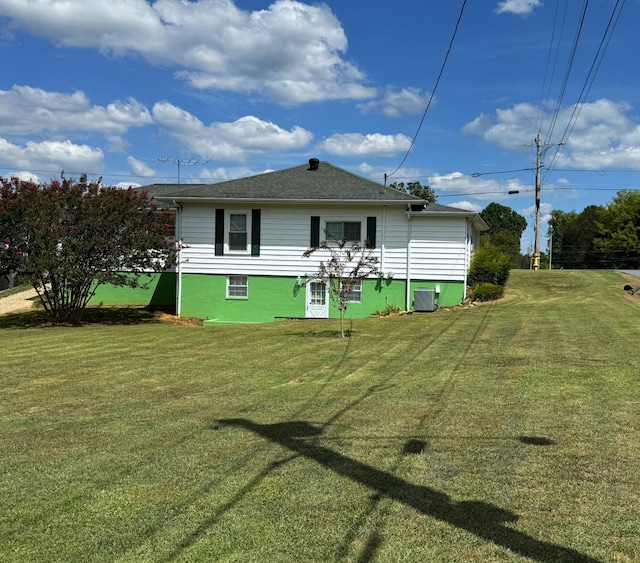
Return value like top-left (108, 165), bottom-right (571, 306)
top-left (134, 159), bottom-right (487, 323)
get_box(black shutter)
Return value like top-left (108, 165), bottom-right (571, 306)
top-left (215, 208), bottom-right (224, 256)
top-left (310, 216), bottom-right (320, 248)
top-left (251, 209), bottom-right (261, 256)
top-left (366, 216), bottom-right (376, 249)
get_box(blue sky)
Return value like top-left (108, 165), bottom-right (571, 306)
top-left (0, 0), bottom-right (638, 251)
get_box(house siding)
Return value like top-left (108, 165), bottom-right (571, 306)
top-left (179, 203), bottom-right (384, 277)
top-left (169, 202), bottom-right (475, 321)
top-left (408, 217), bottom-right (469, 280)
top-left (178, 203), bottom-right (471, 282)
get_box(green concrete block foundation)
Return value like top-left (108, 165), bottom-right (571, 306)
top-left (179, 274), bottom-right (464, 324)
top-left (89, 272), bottom-right (176, 309)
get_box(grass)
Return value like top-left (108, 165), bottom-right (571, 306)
top-left (1, 270), bottom-right (639, 562)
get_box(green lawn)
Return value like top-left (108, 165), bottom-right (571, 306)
top-left (1, 270), bottom-right (638, 562)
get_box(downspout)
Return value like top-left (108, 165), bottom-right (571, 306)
top-left (381, 206), bottom-right (387, 271)
top-left (405, 211), bottom-right (412, 311)
top-left (463, 220), bottom-right (470, 300)
top-left (173, 200), bottom-right (183, 317)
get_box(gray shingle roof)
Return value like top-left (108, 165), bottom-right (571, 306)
top-left (138, 160), bottom-right (486, 227)
top-left (141, 161), bottom-right (422, 204)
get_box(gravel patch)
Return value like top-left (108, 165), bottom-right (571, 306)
top-left (0, 288), bottom-right (39, 315)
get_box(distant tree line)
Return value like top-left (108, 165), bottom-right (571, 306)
top-left (387, 182), bottom-right (640, 270)
top-left (548, 190), bottom-right (640, 269)
top-left (385, 183), bottom-right (640, 270)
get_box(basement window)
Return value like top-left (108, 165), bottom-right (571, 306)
top-left (347, 280), bottom-right (362, 303)
top-left (227, 275), bottom-right (248, 298)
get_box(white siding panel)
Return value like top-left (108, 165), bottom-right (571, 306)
top-left (179, 203), bottom-right (387, 277)
top-left (177, 202), bottom-right (471, 282)
top-left (181, 205), bottom-right (216, 245)
top-left (408, 217), bottom-right (468, 280)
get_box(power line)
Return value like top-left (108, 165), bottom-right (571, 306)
top-left (535, 0), bottom-right (569, 135)
top-left (471, 168), bottom-right (535, 178)
top-left (543, 0), bottom-right (627, 182)
top-left (542, 0), bottom-right (590, 145)
top-left (385, 0), bottom-right (468, 180)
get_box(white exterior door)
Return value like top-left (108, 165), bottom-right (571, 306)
top-left (306, 281), bottom-right (329, 318)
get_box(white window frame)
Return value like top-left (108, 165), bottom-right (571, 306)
top-left (226, 210), bottom-right (251, 254)
top-left (324, 218), bottom-right (363, 244)
top-left (346, 280), bottom-right (362, 303)
top-left (227, 275), bottom-right (248, 299)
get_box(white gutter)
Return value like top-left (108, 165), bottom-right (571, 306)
top-left (463, 220), bottom-right (470, 300)
top-left (381, 206), bottom-right (387, 271)
top-left (406, 213), bottom-right (412, 311)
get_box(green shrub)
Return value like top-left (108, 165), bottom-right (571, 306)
top-left (468, 243), bottom-right (511, 287)
top-left (374, 304), bottom-right (401, 316)
top-left (468, 283), bottom-right (504, 302)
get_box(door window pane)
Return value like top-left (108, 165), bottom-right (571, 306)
top-left (309, 282), bottom-right (326, 305)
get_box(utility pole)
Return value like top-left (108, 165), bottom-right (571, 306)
top-left (533, 133), bottom-right (542, 270)
top-left (531, 134), bottom-right (563, 271)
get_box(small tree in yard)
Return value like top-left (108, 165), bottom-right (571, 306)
top-left (0, 175), bottom-right (176, 324)
top-left (303, 233), bottom-right (380, 337)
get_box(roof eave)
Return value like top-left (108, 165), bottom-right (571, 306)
top-left (153, 196), bottom-right (415, 205)
top-left (407, 210), bottom-right (489, 231)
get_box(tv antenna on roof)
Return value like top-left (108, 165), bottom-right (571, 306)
top-left (143, 155), bottom-right (211, 185)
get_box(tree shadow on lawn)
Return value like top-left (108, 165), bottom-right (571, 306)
top-left (284, 329), bottom-right (354, 339)
top-left (0, 307), bottom-right (165, 329)
top-left (216, 419), bottom-right (600, 563)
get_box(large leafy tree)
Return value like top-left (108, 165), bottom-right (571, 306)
top-left (594, 190), bottom-right (640, 268)
top-left (0, 175), bottom-right (176, 323)
top-left (303, 233), bottom-right (379, 337)
top-left (479, 203), bottom-right (527, 267)
top-left (547, 209), bottom-right (578, 268)
top-left (480, 202), bottom-right (527, 238)
top-left (388, 181), bottom-right (437, 203)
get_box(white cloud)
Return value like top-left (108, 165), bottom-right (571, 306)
top-left (199, 166), bottom-right (259, 182)
top-left (320, 133), bottom-right (411, 156)
top-left (152, 102), bottom-right (313, 160)
top-left (448, 201), bottom-right (483, 212)
top-left (358, 87), bottom-right (431, 117)
top-left (463, 98), bottom-right (640, 171)
top-left (115, 181), bottom-right (142, 189)
top-left (495, 0), bottom-right (543, 15)
top-left (127, 156), bottom-right (156, 177)
top-left (0, 85), bottom-right (152, 149)
top-left (428, 171), bottom-right (529, 197)
top-left (521, 201), bottom-right (553, 218)
top-left (0, 138), bottom-right (104, 172)
top-left (0, 0), bottom-right (376, 106)
top-left (4, 170), bottom-right (40, 183)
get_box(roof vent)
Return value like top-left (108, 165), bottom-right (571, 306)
top-left (308, 158), bottom-right (319, 170)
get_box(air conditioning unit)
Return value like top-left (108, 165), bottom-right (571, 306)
top-left (414, 289), bottom-right (435, 312)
